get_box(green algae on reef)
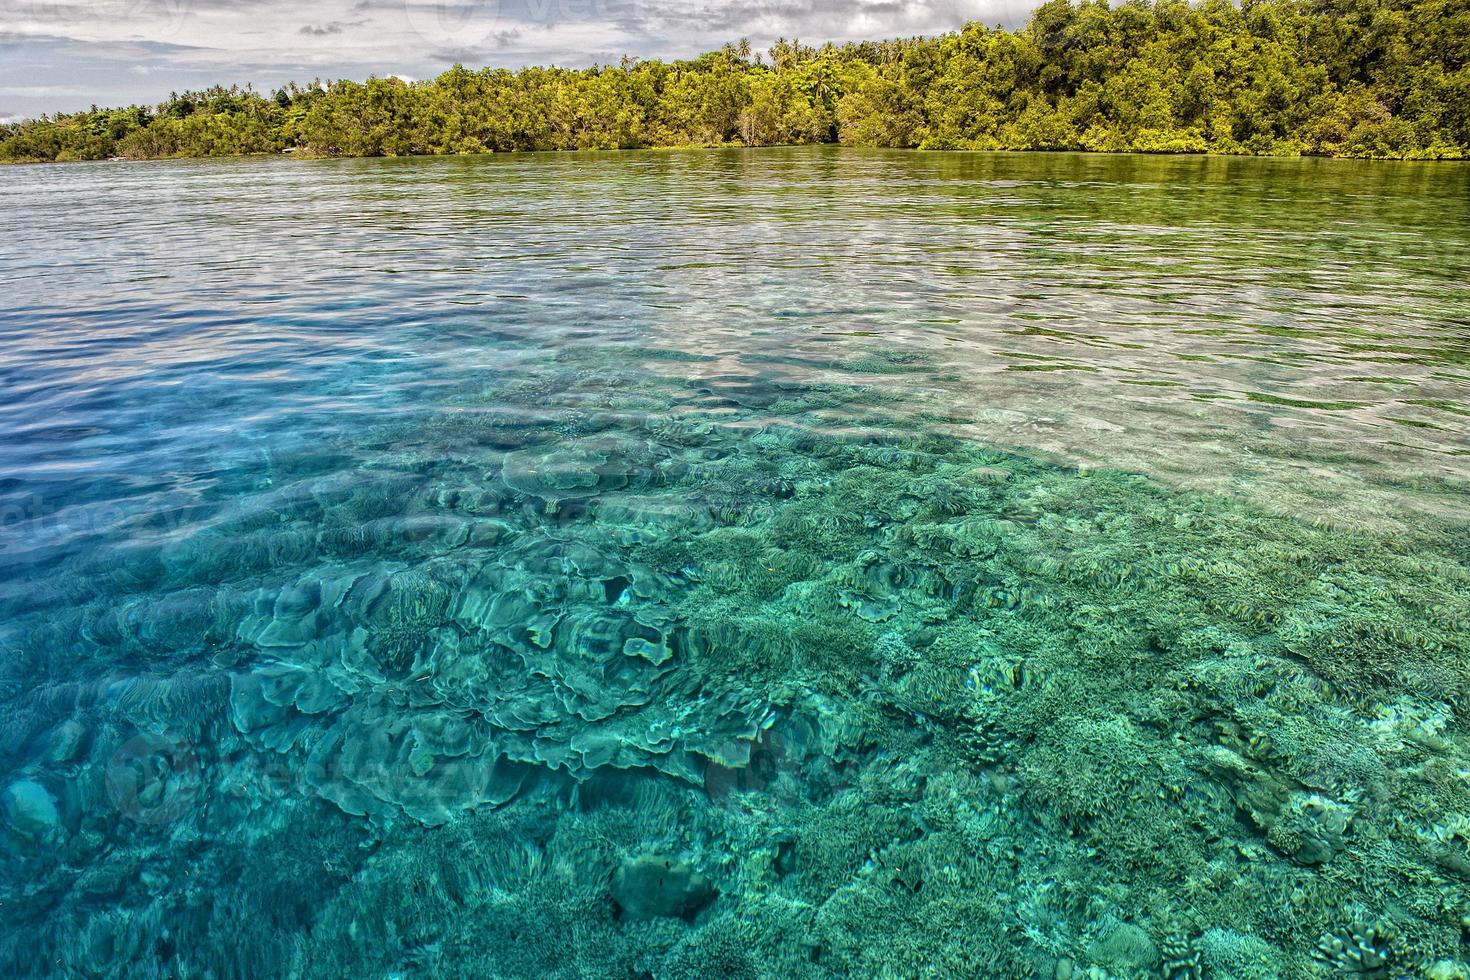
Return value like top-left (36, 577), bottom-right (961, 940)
top-left (2, 346), bottom-right (1469, 978)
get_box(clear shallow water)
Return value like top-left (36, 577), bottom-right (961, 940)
top-left (0, 148), bottom-right (1468, 976)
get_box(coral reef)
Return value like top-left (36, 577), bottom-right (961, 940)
top-left (1, 349), bottom-right (1468, 977)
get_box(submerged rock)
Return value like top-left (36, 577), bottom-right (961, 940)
top-left (43, 719), bottom-right (88, 765)
top-left (3, 779), bottom-right (60, 838)
top-left (611, 854), bottom-right (716, 920)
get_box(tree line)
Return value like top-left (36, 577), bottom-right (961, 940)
top-left (3, 0), bottom-right (1467, 163)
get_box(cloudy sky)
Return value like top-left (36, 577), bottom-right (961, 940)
top-left (0, 0), bottom-right (1031, 121)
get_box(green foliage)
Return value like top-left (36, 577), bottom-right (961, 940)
top-left (4, 0), bottom-right (1467, 163)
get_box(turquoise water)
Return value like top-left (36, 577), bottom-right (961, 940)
top-left (1, 148), bottom-right (1469, 977)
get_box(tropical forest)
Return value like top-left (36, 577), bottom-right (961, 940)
top-left (2, 0), bottom-right (1467, 163)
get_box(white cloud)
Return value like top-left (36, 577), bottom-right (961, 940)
top-left (0, 83), bottom-right (105, 99)
top-left (0, 0), bottom-right (1031, 117)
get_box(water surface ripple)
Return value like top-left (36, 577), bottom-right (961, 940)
top-left (1, 148), bottom-right (1468, 977)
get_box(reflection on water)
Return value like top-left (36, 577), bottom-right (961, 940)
top-left (4, 150), bottom-right (1467, 537)
top-left (0, 148), bottom-right (1468, 976)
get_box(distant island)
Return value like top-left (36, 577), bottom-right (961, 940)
top-left (3, 0), bottom-right (1466, 164)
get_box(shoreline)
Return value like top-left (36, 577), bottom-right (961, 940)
top-left (5, 142), bottom-right (1468, 168)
